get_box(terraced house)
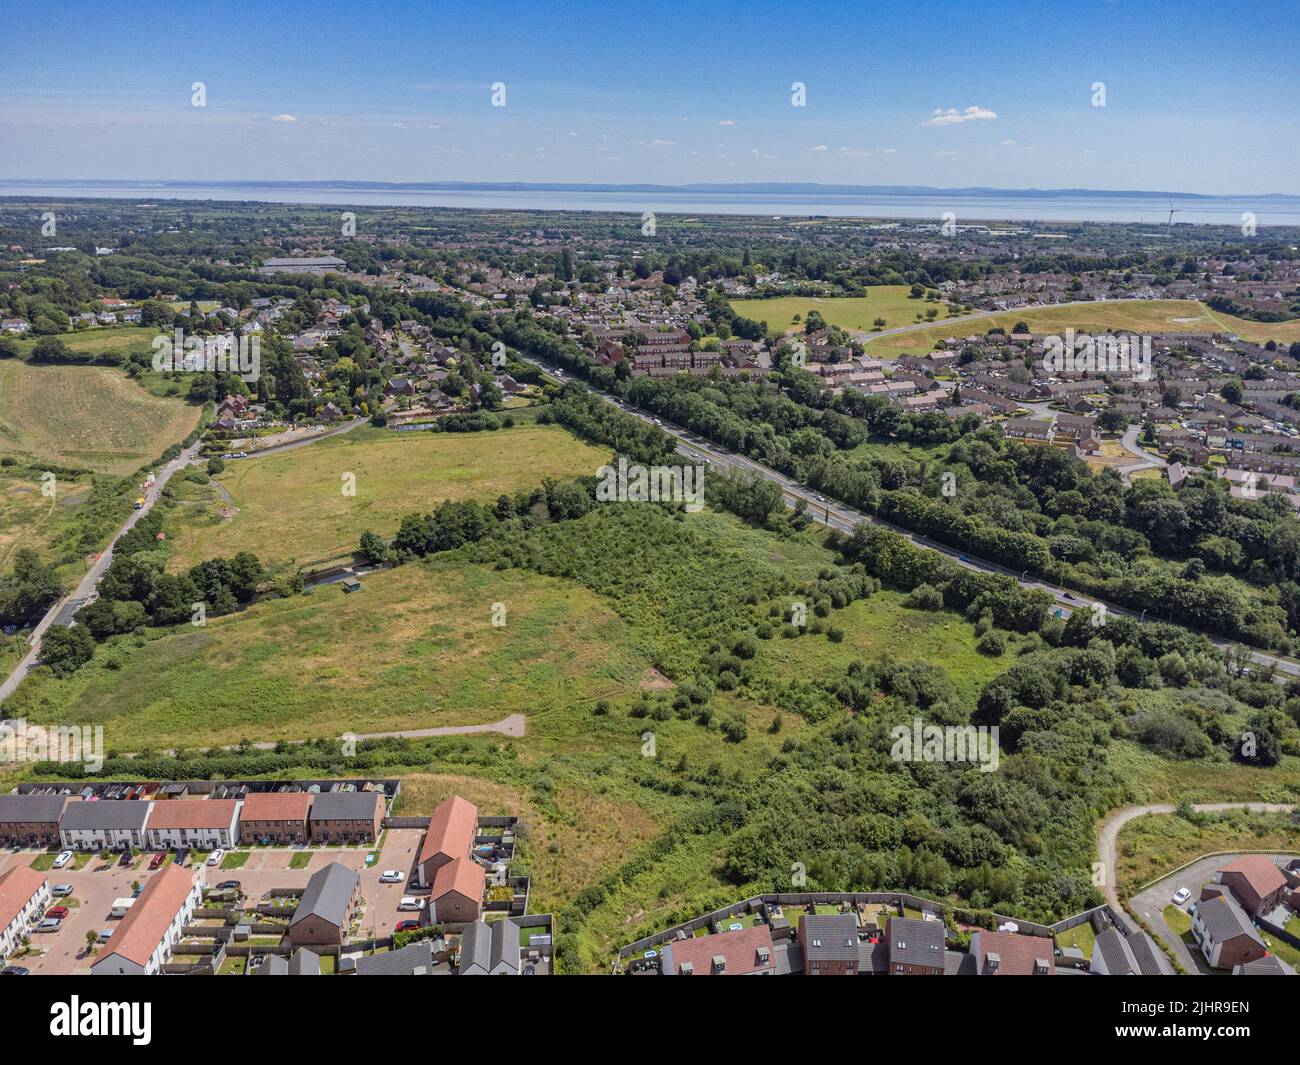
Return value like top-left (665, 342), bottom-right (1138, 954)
top-left (91, 864), bottom-right (203, 976)
top-left (308, 791), bottom-right (385, 844)
top-left (238, 791), bottom-right (312, 844)
top-left (146, 799), bottom-right (242, 851)
top-left (0, 793), bottom-right (68, 847)
top-left (0, 866), bottom-right (49, 961)
top-left (59, 799), bottom-right (153, 851)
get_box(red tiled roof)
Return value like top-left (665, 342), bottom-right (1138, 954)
top-left (99, 865), bottom-right (197, 968)
top-left (0, 866), bottom-right (47, 930)
top-left (418, 795), bottom-right (477, 867)
top-left (663, 925), bottom-right (776, 975)
top-left (430, 856), bottom-right (485, 902)
top-left (970, 930), bottom-right (1055, 975)
top-left (146, 799), bottom-right (241, 831)
top-left (239, 792), bottom-right (312, 823)
top-left (1221, 855), bottom-right (1288, 900)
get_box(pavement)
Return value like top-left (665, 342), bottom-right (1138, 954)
top-left (518, 354), bottom-right (1300, 683)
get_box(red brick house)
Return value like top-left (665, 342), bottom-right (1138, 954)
top-left (1192, 888), bottom-right (1268, 970)
top-left (415, 795), bottom-right (477, 888)
top-left (1217, 855), bottom-right (1288, 917)
top-left (307, 791), bottom-right (385, 844)
top-left (659, 924), bottom-right (776, 975)
top-left (239, 792), bottom-right (312, 845)
top-left (430, 856), bottom-right (484, 924)
top-left (968, 929), bottom-right (1055, 975)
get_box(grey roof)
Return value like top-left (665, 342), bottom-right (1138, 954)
top-left (888, 917), bottom-right (946, 969)
top-left (59, 799), bottom-right (152, 832)
top-left (1092, 927), bottom-right (1139, 975)
top-left (257, 955), bottom-right (289, 975)
top-left (1196, 891), bottom-right (1265, 948)
top-left (1233, 954), bottom-right (1296, 975)
top-left (859, 939), bottom-right (889, 975)
top-left (0, 793), bottom-right (68, 823)
top-left (288, 947), bottom-right (320, 975)
top-left (944, 948), bottom-right (977, 976)
top-left (1127, 931), bottom-right (1174, 976)
top-left (459, 918), bottom-right (520, 975)
top-left (291, 862), bottom-right (358, 929)
top-left (800, 914), bottom-right (860, 964)
top-left (356, 940), bottom-right (435, 976)
top-left (309, 792), bottom-right (382, 821)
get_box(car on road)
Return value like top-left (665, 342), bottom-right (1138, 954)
top-left (1063, 592), bottom-right (1077, 601)
top-left (44, 906), bottom-right (69, 920)
top-left (957, 554), bottom-right (972, 563)
top-left (35, 918), bottom-right (61, 933)
top-left (52, 850), bottom-right (73, 869)
top-left (206, 849), bottom-right (225, 866)
top-left (379, 870), bottom-right (404, 883)
top-left (148, 852), bottom-right (166, 870)
top-left (51, 883), bottom-right (74, 897)
top-left (215, 880), bottom-right (241, 892)
top-left (1172, 887), bottom-right (1191, 906)
top-left (394, 920), bottom-right (420, 932)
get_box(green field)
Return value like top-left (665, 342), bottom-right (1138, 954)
top-left (730, 286), bottom-right (963, 337)
top-left (163, 424), bottom-right (612, 570)
top-left (860, 299), bottom-right (1300, 358)
top-left (0, 361), bottom-right (200, 475)
top-left (12, 325), bottom-right (160, 360)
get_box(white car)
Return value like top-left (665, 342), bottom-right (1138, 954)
top-left (52, 850), bottom-right (73, 869)
top-left (206, 849), bottom-right (225, 866)
top-left (397, 896), bottom-right (426, 911)
top-left (379, 870), bottom-right (404, 884)
top-left (1172, 887), bottom-right (1191, 906)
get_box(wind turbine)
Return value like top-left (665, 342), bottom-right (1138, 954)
top-left (1165, 201), bottom-right (1181, 235)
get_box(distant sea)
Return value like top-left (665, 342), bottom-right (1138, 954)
top-left (2, 182), bottom-right (1299, 227)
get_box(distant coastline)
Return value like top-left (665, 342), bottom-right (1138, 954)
top-left (2, 179), bottom-right (1298, 226)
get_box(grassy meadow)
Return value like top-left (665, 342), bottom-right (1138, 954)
top-left (163, 423), bottom-right (611, 569)
top-left (730, 286), bottom-right (964, 337)
top-left (0, 361), bottom-right (200, 475)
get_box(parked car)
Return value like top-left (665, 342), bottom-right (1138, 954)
top-left (117, 850), bottom-right (133, 867)
top-left (0, 965), bottom-right (31, 974)
top-left (148, 852), bottom-right (166, 870)
top-left (379, 870), bottom-right (404, 883)
top-left (45, 906), bottom-right (69, 920)
top-left (174, 848), bottom-right (189, 866)
top-left (394, 920), bottom-right (420, 933)
top-left (207, 849), bottom-right (224, 866)
top-left (397, 897), bottom-right (426, 911)
top-left (215, 880), bottom-right (241, 891)
top-left (98, 929), bottom-right (113, 942)
top-left (35, 918), bottom-right (61, 932)
top-left (52, 850), bottom-right (73, 869)
top-left (1172, 887), bottom-right (1191, 906)
top-left (50, 884), bottom-right (74, 898)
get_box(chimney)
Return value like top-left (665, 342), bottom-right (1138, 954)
top-left (986, 952), bottom-right (1001, 973)
top-left (711, 954), bottom-right (727, 974)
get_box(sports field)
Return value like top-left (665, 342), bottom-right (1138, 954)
top-left (731, 286), bottom-right (963, 336)
top-left (164, 423), bottom-right (611, 569)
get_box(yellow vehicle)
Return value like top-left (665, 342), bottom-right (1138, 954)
top-left (133, 497), bottom-right (145, 509)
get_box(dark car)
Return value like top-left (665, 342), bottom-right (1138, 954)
top-left (215, 880), bottom-right (241, 892)
top-left (0, 966), bottom-right (30, 975)
top-left (174, 848), bottom-right (189, 866)
top-left (117, 850), bottom-right (133, 867)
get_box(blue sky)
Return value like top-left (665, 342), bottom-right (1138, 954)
top-left (1, 0), bottom-right (1296, 193)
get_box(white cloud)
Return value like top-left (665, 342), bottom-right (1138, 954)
top-left (718, 119), bottom-right (735, 126)
top-left (923, 106), bottom-right (997, 126)
top-left (812, 144), bottom-right (828, 152)
top-left (270, 113), bottom-right (297, 123)
top-left (1000, 138), bottom-right (1017, 145)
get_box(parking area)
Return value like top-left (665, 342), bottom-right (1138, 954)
top-left (0, 828), bottom-right (427, 973)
